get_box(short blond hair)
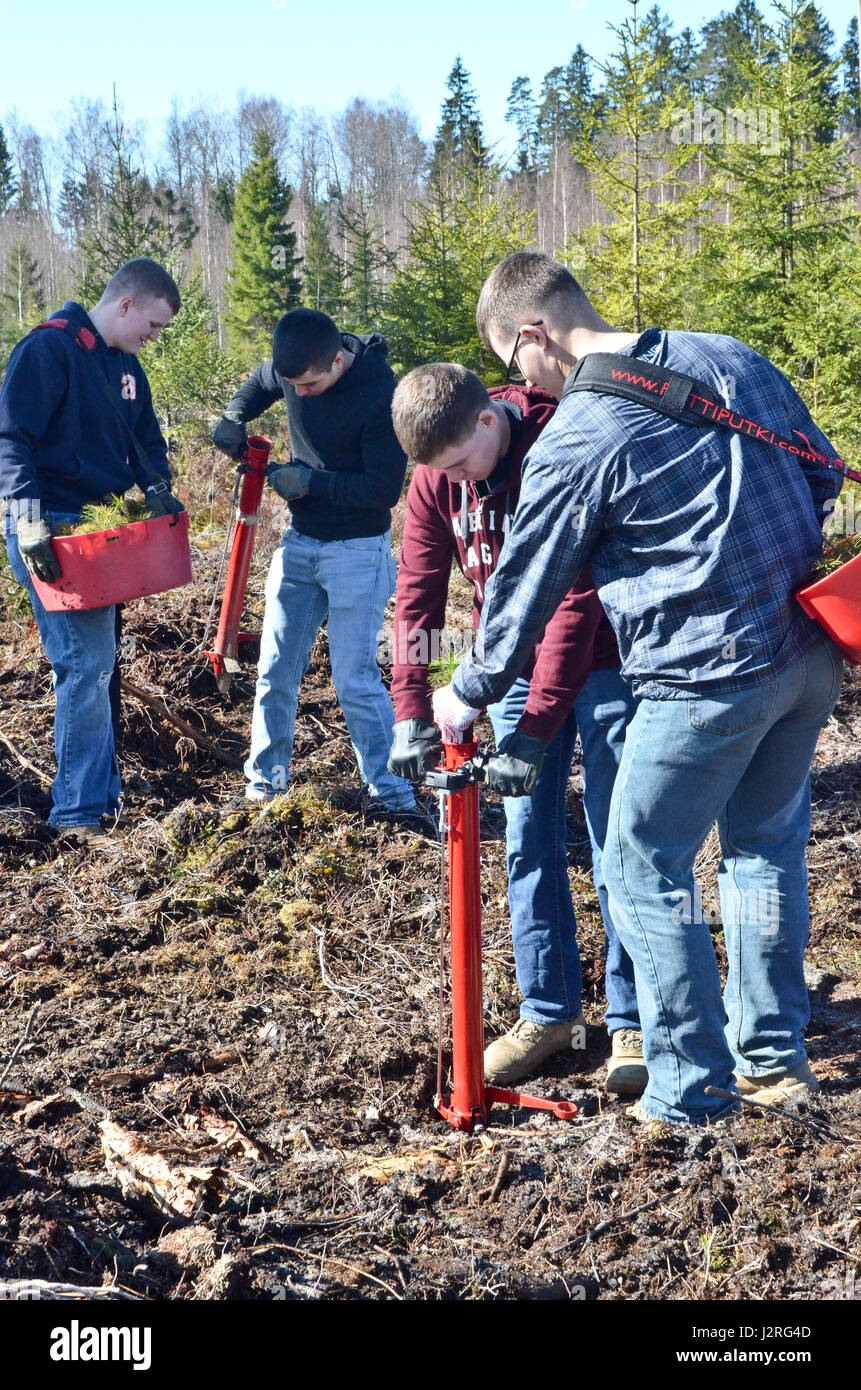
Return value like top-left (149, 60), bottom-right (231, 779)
top-left (392, 363), bottom-right (490, 464)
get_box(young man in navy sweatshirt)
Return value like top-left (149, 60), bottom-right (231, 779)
top-left (387, 364), bottom-right (644, 1093)
top-left (0, 257), bottom-right (183, 846)
top-left (212, 308), bottom-right (417, 814)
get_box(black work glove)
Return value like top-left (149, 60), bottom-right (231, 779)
top-left (475, 730), bottom-right (548, 797)
top-left (16, 514), bottom-right (61, 583)
top-left (213, 411), bottom-right (248, 459)
top-left (265, 461), bottom-right (313, 501)
top-left (145, 486), bottom-right (185, 517)
top-left (388, 718), bottom-right (444, 782)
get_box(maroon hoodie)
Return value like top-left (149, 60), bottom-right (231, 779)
top-left (391, 385), bottom-right (620, 743)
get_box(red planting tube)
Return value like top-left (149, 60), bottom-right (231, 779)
top-left (435, 739), bottom-right (578, 1134)
top-left (437, 739), bottom-right (486, 1132)
top-left (207, 435), bottom-right (272, 692)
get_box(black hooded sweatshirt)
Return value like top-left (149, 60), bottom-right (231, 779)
top-left (225, 332), bottom-right (407, 541)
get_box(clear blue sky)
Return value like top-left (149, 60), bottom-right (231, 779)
top-left (3, 0), bottom-right (856, 162)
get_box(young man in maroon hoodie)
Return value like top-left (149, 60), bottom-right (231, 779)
top-left (387, 363), bottom-right (644, 1092)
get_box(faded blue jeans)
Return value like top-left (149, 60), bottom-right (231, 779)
top-left (487, 667), bottom-right (640, 1030)
top-left (5, 510), bottom-right (121, 827)
top-left (603, 629), bottom-right (844, 1124)
top-left (245, 527), bottom-right (416, 808)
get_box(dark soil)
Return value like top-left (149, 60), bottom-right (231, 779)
top-left (0, 508), bottom-right (859, 1303)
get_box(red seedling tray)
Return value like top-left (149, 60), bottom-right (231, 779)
top-left (796, 550), bottom-right (861, 667)
top-left (32, 510), bottom-right (193, 612)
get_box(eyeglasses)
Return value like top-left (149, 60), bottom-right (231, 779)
top-left (505, 320), bottom-right (544, 385)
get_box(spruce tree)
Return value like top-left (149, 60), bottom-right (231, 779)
top-left (568, 0), bottom-right (712, 331)
top-left (0, 123), bottom-right (16, 214)
top-left (695, 0), bottom-right (770, 107)
top-left (536, 48), bottom-right (601, 162)
top-left (301, 202), bottom-right (342, 317)
top-left (705, 0), bottom-right (860, 458)
top-left (225, 129), bottom-right (301, 360)
top-left (386, 153), bottom-right (535, 374)
top-left (78, 95), bottom-right (167, 304)
top-left (433, 58), bottom-right (489, 175)
top-left (337, 194), bottom-right (392, 331)
top-left (143, 266), bottom-right (239, 449)
top-left (839, 17), bottom-right (860, 126)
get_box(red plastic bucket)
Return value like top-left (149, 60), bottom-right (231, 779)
top-left (31, 510), bottom-right (193, 612)
top-left (796, 550), bottom-right (861, 667)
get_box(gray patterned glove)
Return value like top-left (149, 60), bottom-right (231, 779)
top-left (16, 515), bottom-right (61, 583)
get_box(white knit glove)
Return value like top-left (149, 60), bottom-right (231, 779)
top-left (431, 684), bottom-right (481, 743)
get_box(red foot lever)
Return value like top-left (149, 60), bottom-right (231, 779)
top-left (427, 741), bottom-right (578, 1133)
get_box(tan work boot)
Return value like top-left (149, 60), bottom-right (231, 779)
top-left (483, 1015), bottom-right (585, 1086)
top-left (735, 1059), bottom-right (821, 1106)
top-left (606, 1028), bottom-right (648, 1098)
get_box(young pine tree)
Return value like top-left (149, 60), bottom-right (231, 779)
top-left (337, 191), bottom-right (392, 330)
top-left (78, 94), bottom-right (171, 303)
top-left (143, 266), bottom-right (240, 450)
top-left (225, 130), bottom-right (301, 360)
top-left (387, 152), bottom-right (535, 374)
top-left (704, 0), bottom-right (859, 462)
top-left (568, 0), bottom-right (712, 331)
top-left (301, 202), bottom-right (342, 317)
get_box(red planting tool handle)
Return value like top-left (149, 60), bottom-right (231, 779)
top-left (441, 740), bottom-right (486, 1131)
top-left (432, 739), bottom-right (578, 1134)
top-left (209, 435), bottom-right (272, 681)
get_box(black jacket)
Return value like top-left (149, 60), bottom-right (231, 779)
top-left (225, 332), bottom-right (407, 541)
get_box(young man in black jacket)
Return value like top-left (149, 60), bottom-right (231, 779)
top-left (0, 257), bottom-right (182, 846)
top-left (213, 308), bottom-right (417, 813)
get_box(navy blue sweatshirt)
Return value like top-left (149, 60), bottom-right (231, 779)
top-left (0, 301), bottom-right (170, 517)
top-left (225, 332), bottom-right (407, 541)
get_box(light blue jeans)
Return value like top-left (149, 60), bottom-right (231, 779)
top-left (245, 527), bottom-right (416, 808)
top-left (5, 510), bottom-right (121, 827)
top-left (487, 667), bottom-right (640, 1031)
top-left (602, 630), bottom-right (843, 1124)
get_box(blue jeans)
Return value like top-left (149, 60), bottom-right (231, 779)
top-left (487, 667), bottom-right (640, 1030)
top-left (603, 630), bottom-right (843, 1124)
top-left (245, 527), bottom-right (415, 807)
top-left (5, 511), bottom-right (121, 827)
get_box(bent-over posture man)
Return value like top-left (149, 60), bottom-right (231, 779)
top-left (389, 364), bottom-right (643, 1094)
top-left (435, 252), bottom-right (843, 1126)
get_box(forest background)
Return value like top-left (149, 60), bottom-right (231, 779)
top-left (0, 0), bottom-right (859, 471)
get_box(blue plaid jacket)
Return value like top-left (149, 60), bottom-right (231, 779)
top-left (452, 328), bottom-right (843, 707)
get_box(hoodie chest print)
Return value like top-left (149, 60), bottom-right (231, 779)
top-left (452, 505), bottom-right (512, 571)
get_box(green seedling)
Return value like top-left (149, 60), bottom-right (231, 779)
top-left (811, 533), bottom-right (861, 577)
top-left (428, 649), bottom-right (464, 688)
top-left (57, 494), bottom-right (154, 536)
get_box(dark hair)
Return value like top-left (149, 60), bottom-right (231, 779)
top-left (392, 363), bottom-right (491, 464)
top-left (102, 257), bottom-right (181, 315)
top-left (476, 251), bottom-right (591, 350)
top-left (272, 308), bottom-right (342, 378)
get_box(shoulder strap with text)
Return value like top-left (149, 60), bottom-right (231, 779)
top-left (562, 352), bottom-right (861, 484)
